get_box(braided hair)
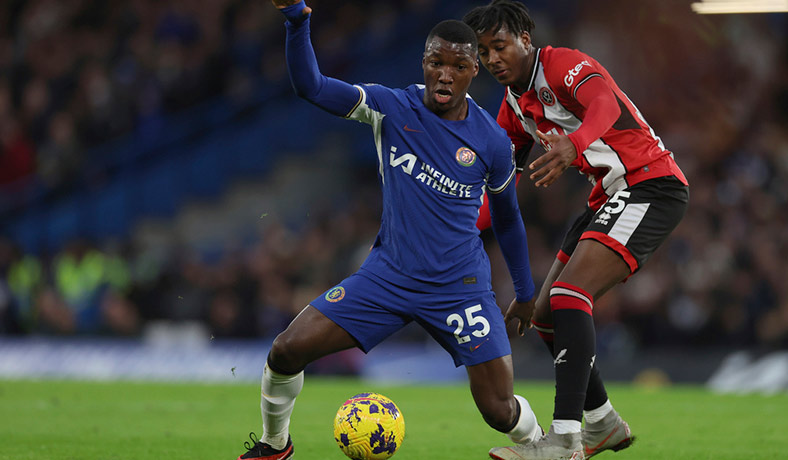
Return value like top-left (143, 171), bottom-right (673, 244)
top-left (462, 0), bottom-right (535, 36)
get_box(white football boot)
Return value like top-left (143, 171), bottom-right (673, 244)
top-left (489, 426), bottom-right (585, 460)
top-left (582, 409), bottom-right (634, 458)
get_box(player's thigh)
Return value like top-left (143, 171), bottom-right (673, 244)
top-left (414, 290), bottom-right (511, 368)
top-left (556, 206), bottom-right (595, 266)
top-left (558, 239), bottom-right (630, 299)
top-left (309, 272), bottom-right (411, 354)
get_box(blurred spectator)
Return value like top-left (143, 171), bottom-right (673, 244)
top-left (36, 111), bottom-right (82, 189)
top-left (4, 240), bottom-right (43, 332)
top-left (33, 239), bottom-right (138, 335)
top-left (0, 116), bottom-right (35, 185)
top-left (207, 287), bottom-right (255, 338)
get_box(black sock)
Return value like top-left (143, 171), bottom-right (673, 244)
top-left (536, 319), bottom-right (608, 415)
top-left (584, 365), bottom-right (608, 412)
top-left (550, 282), bottom-right (597, 422)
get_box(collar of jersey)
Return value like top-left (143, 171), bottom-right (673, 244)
top-left (509, 47), bottom-right (541, 98)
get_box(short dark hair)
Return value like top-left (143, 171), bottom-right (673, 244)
top-left (426, 19), bottom-right (478, 51)
top-left (462, 0), bottom-right (535, 37)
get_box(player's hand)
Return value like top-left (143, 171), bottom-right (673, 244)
top-left (271, 0), bottom-right (312, 14)
top-left (504, 297), bottom-right (536, 336)
top-left (528, 130), bottom-right (576, 188)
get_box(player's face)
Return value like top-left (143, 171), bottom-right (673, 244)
top-left (476, 27), bottom-right (534, 89)
top-left (422, 36), bottom-right (479, 119)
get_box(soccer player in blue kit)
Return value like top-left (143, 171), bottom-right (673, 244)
top-left (236, 1), bottom-right (543, 459)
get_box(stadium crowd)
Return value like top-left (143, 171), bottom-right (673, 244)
top-left (0, 0), bottom-right (293, 193)
top-left (0, 0), bottom-right (786, 353)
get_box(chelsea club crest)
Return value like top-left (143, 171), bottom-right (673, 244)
top-left (325, 286), bottom-right (345, 303)
top-left (455, 147), bottom-right (477, 167)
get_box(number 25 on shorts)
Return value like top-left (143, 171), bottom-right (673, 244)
top-left (446, 305), bottom-right (491, 344)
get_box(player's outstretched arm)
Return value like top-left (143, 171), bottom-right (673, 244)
top-left (275, 0), bottom-right (361, 117)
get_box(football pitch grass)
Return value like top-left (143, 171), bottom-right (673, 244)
top-left (1, 378), bottom-right (786, 459)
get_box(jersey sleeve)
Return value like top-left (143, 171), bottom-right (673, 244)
top-left (481, 128), bottom-right (535, 301)
top-left (486, 133), bottom-right (517, 194)
top-left (567, 75), bottom-right (621, 155)
top-left (284, 16), bottom-right (362, 117)
top-left (476, 99), bottom-right (532, 231)
top-left (545, 48), bottom-right (605, 100)
top-left (475, 172), bottom-right (522, 231)
top-left (345, 83), bottom-right (405, 125)
top-left (545, 48), bottom-right (621, 155)
top-left (487, 171), bottom-right (535, 302)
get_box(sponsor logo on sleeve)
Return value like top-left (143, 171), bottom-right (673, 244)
top-left (564, 60), bottom-right (591, 87)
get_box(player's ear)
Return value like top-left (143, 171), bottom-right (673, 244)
top-left (519, 31), bottom-right (531, 49)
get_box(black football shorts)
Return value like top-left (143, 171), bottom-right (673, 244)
top-left (558, 175), bottom-right (689, 274)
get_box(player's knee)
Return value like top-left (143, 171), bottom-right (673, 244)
top-left (479, 398), bottom-right (517, 433)
top-left (268, 332), bottom-right (307, 374)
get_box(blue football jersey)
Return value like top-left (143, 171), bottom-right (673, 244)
top-left (347, 83), bottom-right (516, 292)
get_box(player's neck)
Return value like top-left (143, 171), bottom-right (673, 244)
top-left (512, 50), bottom-right (536, 94)
top-left (436, 99), bottom-right (469, 121)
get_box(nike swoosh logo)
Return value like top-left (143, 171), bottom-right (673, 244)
top-left (471, 338), bottom-right (489, 351)
top-left (403, 124), bottom-right (423, 133)
top-left (584, 426), bottom-right (618, 455)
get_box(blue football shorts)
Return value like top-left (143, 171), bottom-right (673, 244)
top-left (309, 268), bottom-right (511, 367)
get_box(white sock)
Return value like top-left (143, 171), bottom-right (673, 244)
top-left (260, 364), bottom-right (304, 450)
top-left (506, 395), bottom-right (542, 444)
top-left (552, 419), bottom-right (582, 434)
top-left (583, 399), bottom-right (613, 424)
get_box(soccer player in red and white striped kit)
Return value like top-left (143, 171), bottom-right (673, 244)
top-left (466, 1), bottom-right (689, 459)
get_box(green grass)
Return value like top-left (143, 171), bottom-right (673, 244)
top-left (0, 378), bottom-right (786, 459)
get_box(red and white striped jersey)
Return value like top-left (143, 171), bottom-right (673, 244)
top-left (497, 46), bottom-right (687, 210)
